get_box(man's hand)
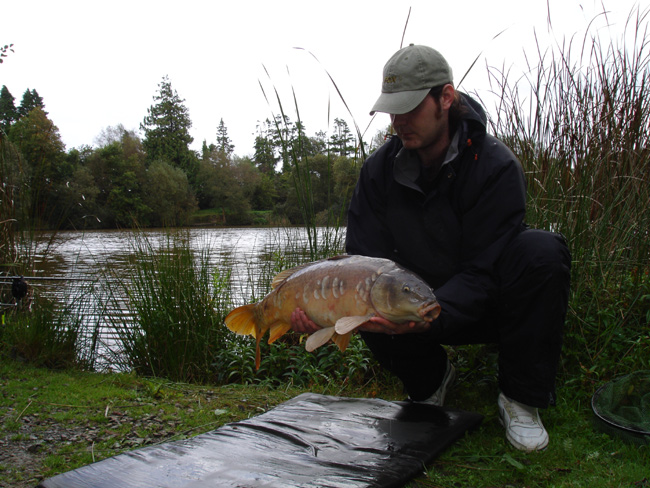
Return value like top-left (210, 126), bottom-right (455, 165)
top-left (290, 308), bottom-right (321, 334)
top-left (289, 308), bottom-right (431, 335)
top-left (361, 316), bottom-right (431, 334)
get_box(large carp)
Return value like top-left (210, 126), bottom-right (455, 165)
top-left (224, 255), bottom-right (441, 369)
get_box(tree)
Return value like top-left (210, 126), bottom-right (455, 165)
top-left (369, 125), bottom-right (392, 154)
top-left (329, 118), bottom-right (354, 157)
top-left (332, 155), bottom-right (360, 220)
top-left (309, 130), bottom-right (328, 156)
top-left (230, 155), bottom-right (265, 210)
top-left (0, 85), bottom-right (18, 132)
top-left (201, 139), bottom-right (215, 161)
top-left (215, 118), bottom-right (234, 157)
top-left (94, 123), bottom-right (139, 148)
top-left (84, 136), bottom-right (149, 227)
top-left (55, 163), bottom-right (102, 229)
top-left (140, 76), bottom-right (198, 177)
top-left (143, 160), bottom-right (197, 227)
top-left (17, 89), bottom-right (45, 118)
top-left (251, 173), bottom-right (276, 211)
top-left (8, 107), bottom-right (65, 224)
top-left (195, 146), bottom-right (250, 224)
top-left (253, 119), bottom-right (278, 175)
top-left (270, 114), bottom-right (298, 173)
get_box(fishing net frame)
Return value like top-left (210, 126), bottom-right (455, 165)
top-left (591, 370), bottom-right (650, 445)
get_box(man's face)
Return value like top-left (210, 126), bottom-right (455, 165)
top-left (390, 91), bottom-right (450, 155)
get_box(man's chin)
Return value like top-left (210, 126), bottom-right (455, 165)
top-left (400, 139), bottom-right (421, 150)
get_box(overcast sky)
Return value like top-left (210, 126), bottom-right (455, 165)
top-left (1, 0), bottom-right (643, 157)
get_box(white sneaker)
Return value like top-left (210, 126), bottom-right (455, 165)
top-left (418, 361), bottom-right (456, 406)
top-left (498, 392), bottom-right (549, 452)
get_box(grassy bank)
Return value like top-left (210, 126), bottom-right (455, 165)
top-left (1, 356), bottom-right (648, 488)
top-left (0, 357), bottom-right (301, 487)
top-left (189, 208), bottom-right (280, 227)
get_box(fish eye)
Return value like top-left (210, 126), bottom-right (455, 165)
top-left (402, 285), bottom-right (411, 293)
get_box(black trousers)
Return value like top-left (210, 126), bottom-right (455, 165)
top-left (360, 229), bottom-right (571, 408)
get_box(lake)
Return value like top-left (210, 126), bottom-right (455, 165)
top-left (9, 226), bottom-right (346, 369)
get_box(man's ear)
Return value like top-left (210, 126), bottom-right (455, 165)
top-left (440, 84), bottom-right (455, 110)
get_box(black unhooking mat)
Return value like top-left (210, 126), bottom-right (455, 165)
top-left (38, 393), bottom-right (483, 488)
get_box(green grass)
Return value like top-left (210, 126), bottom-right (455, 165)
top-left (415, 384), bottom-right (650, 487)
top-left (1, 356), bottom-right (648, 488)
top-left (0, 356), bottom-right (397, 487)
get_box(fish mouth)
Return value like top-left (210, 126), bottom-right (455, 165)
top-left (418, 300), bottom-right (441, 322)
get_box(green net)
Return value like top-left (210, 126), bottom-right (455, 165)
top-left (592, 371), bottom-right (650, 438)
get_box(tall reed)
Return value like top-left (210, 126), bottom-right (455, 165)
top-left (259, 56), bottom-right (360, 261)
top-left (105, 230), bottom-right (233, 383)
top-left (484, 6), bottom-right (650, 376)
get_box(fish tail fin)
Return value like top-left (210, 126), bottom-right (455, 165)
top-left (225, 304), bottom-right (265, 370)
top-left (333, 332), bottom-right (352, 352)
top-left (225, 304), bottom-right (260, 337)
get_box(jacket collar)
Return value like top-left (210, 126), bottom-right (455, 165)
top-left (393, 124), bottom-right (463, 193)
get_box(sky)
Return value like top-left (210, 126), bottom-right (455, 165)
top-left (1, 0), bottom-right (644, 157)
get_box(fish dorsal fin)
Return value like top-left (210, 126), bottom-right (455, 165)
top-left (270, 255), bottom-right (351, 289)
top-left (333, 331), bottom-right (352, 352)
top-left (334, 315), bottom-right (373, 335)
top-left (326, 254), bottom-right (352, 262)
top-left (270, 263), bottom-right (311, 289)
top-left (270, 268), bottom-right (297, 289)
top-left (305, 327), bottom-right (336, 352)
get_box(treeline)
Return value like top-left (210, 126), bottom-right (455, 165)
top-left (0, 76), bottom-right (380, 230)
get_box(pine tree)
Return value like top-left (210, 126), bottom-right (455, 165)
top-left (0, 85), bottom-right (18, 132)
top-left (215, 118), bottom-right (234, 157)
top-left (329, 118), bottom-right (354, 158)
top-left (18, 88), bottom-right (46, 118)
top-left (140, 76), bottom-right (197, 176)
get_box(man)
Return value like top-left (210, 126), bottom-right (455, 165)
top-left (292, 44), bottom-right (571, 452)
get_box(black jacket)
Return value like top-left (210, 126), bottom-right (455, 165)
top-left (346, 93), bottom-right (527, 330)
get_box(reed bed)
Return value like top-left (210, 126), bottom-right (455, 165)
top-left (484, 6), bottom-right (650, 377)
top-left (103, 230), bottom-right (234, 383)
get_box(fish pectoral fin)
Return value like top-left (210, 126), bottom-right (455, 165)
top-left (305, 327), bottom-right (336, 352)
top-left (268, 322), bottom-right (292, 344)
top-left (334, 315), bottom-right (373, 335)
top-left (333, 332), bottom-right (352, 352)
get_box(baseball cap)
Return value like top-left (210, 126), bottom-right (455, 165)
top-left (370, 44), bottom-right (453, 115)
